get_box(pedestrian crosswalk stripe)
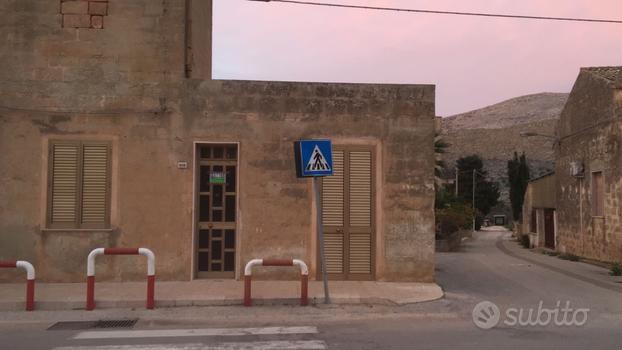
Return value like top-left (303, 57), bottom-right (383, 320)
top-left (53, 340), bottom-right (327, 350)
top-left (73, 326), bottom-right (319, 340)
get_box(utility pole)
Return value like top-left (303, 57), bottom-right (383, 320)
top-left (455, 167), bottom-right (459, 197)
top-left (472, 169), bottom-right (476, 232)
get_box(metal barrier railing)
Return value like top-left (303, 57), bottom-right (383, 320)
top-left (0, 260), bottom-right (35, 311)
top-left (86, 247), bottom-right (155, 310)
top-left (243, 258), bottom-right (308, 306)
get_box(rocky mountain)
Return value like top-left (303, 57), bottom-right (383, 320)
top-left (443, 93), bottom-right (569, 132)
top-left (440, 92), bottom-right (569, 221)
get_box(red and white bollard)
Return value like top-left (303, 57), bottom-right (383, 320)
top-left (86, 247), bottom-right (155, 311)
top-left (0, 260), bottom-right (35, 311)
top-left (243, 258), bottom-right (308, 307)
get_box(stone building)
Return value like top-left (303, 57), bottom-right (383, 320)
top-left (0, 1), bottom-right (436, 283)
top-left (521, 172), bottom-right (556, 249)
top-left (555, 67), bottom-right (622, 263)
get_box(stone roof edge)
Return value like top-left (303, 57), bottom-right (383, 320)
top-left (529, 171), bottom-right (555, 183)
top-left (581, 66), bottom-right (622, 87)
top-left (213, 78), bottom-right (435, 89)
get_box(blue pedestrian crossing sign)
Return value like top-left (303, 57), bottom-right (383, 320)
top-left (294, 140), bottom-right (334, 177)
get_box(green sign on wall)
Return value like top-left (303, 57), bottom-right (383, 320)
top-left (210, 171), bottom-right (225, 184)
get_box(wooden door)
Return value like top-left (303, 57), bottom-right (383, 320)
top-left (544, 209), bottom-right (555, 249)
top-left (320, 146), bottom-right (375, 280)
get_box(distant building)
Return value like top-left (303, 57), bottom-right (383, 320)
top-left (522, 172), bottom-right (556, 249)
top-left (0, 1), bottom-right (436, 283)
top-left (555, 67), bottom-right (622, 262)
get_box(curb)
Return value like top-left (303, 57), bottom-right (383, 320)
top-left (0, 282), bottom-right (444, 311)
top-left (496, 236), bottom-right (622, 294)
top-left (0, 291), bottom-right (444, 311)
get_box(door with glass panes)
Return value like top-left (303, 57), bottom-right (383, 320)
top-left (320, 146), bottom-right (375, 280)
top-left (196, 144), bottom-right (237, 278)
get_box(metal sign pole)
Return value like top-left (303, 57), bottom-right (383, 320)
top-left (313, 176), bottom-right (331, 304)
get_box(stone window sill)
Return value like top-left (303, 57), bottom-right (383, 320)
top-left (41, 228), bottom-right (114, 233)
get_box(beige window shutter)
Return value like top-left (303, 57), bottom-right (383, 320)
top-left (81, 143), bottom-right (110, 225)
top-left (348, 151), bottom-right (372, 274)
top-left (50, 143), bottom-right (80, 224)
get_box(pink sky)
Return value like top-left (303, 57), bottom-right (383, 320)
top-left (213, 0), bottom-right (622, 116)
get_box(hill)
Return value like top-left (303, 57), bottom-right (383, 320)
top-left (440, 92), bottom-right (569, 221)
top-left (443, 93), bottom-right (568, 132)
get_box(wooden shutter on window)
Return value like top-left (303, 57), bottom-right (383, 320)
top-left (322, 150), bottom-right (344, 273)
top-left (50, 143), bottom-right (79, 224)
top-left (81, 143), bottom-right (110, 225)
top-left (592, 172), bottom-right (604, 217)
top-left (348, 151), bottom-right (372, 274)
top-left (48, 141), bottom-right (111, 229)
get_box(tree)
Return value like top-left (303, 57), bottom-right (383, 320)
top-left (455, 155), bottom-right (500, 216)
top-left (434, 134), bottom-right (449, 187)
top-left (508, 152), bottom-right (530, 221)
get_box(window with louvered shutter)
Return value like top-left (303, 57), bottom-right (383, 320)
top-left (591, 171), bottom-right (604, 217)
top-left (47, 141), bottom-right (111, 229)
top-left (50, 143), bottom-right (79, 225)
top-left (81, 144), bottom-right (110, 226)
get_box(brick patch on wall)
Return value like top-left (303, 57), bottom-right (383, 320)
top-left (61, 0), bottom-right (109, 29)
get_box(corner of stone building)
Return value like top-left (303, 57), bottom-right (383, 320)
top-left (379, 259), bottom-right (435, 283)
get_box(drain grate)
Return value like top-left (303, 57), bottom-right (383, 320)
top-left (48, 319), bottom-right (138, 331)
top-left (47, 321), bottom-right (97, 331)
top-left (94, 319), bottom-right (138, 329)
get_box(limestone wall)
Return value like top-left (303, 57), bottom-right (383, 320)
top-left (0, 1), bottom-right (436, 282)
top-left (555, 70), bottom-right (622, 263)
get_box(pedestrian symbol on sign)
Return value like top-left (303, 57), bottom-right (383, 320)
top-left (306, 145), bottom-right (331, 172)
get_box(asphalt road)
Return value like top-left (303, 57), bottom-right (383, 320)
top-left (2, 229), bottom-right (621, 349)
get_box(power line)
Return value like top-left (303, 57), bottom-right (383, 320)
top-left (248, 0), bottom-right (622, 24)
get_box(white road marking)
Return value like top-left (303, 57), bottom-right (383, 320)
top-left (53, 340), bottom-right (327, 350)
top-left (73, 326), bottom-right (319, 340)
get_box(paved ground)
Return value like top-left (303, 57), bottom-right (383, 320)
top-left (2, 228), bottom-right (621, 349)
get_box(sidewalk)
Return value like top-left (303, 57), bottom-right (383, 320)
top-left (497, 232), bottom-right (622, 293)
top-left (0, 280), bottom-right (443, 311)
